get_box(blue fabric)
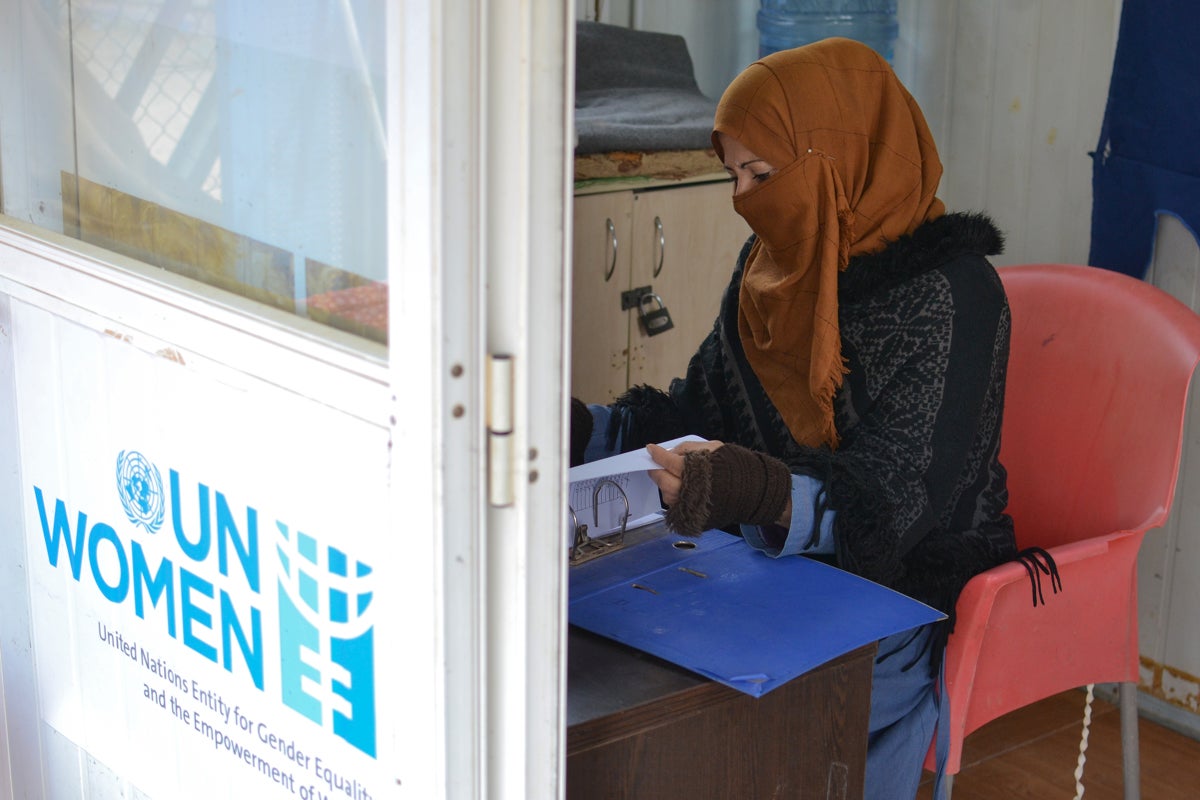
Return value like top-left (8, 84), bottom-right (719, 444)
top-left (866, 625), bottom-right (940, 800)
top-left (583, 403), bottom-right (619, 463)
top-left (740, 475), bottom-right (836, 556)
top-left (1089, 0), bottom-right (1200, 278)
top-left (932, 658), bottom-right (951, 800)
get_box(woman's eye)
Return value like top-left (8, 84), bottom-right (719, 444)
top-left (753, 171), bottom-right (774, 183)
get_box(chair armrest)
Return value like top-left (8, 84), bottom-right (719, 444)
top-left (942, 528), bottom-right (1145, 743)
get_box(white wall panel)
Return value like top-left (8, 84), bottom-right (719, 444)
top-left (633, 0), bottom-right (758, 101)
top-left (976, 0), bottom-right (1040, 257)
top-left (894, 0), bottom-right (958, 150)
top-left (1142, 215), bottom-right (1200, 724)
top-left (901, 0), bottom-right (1120, 267)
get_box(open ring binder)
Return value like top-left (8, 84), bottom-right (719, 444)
top-left (568, 478), bottom-right (629, 565)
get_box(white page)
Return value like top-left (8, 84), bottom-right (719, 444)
top-left (567, 435), bottom-right (707, 542)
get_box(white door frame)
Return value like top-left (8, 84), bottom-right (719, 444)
top-left (418, 1), bottom-right (574, 798)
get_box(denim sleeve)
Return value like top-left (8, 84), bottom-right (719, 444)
top-left (582, 403), bottom-right (621, 463)
top-left (740, 473), bottom-right (836, 557)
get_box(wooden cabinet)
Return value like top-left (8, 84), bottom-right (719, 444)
top-left (570, 189), bottom-right (634, 404)
top-left (566, 628), bottom-right (874, 800)
top-left (570, 179), bottom-right (750, 404)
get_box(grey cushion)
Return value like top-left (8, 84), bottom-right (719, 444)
top-left (575, 21), bottom-right (717, 154)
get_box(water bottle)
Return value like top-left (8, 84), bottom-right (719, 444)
top-left (757, 0), bottom-right (899, 63)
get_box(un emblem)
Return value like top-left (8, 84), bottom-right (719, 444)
top-left (115, 450), bottom-right (165, 533)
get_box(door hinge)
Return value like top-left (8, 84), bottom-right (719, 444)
top-left (486, 353), bottom-right (515, 507)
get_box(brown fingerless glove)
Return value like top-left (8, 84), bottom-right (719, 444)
top-left (664, 443), bottom-right (791, 537)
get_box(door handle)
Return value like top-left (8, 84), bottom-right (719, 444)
top-left (604, 218), bottom-right (617, 282)
top-left (653, 216), bottom-right (665, 278)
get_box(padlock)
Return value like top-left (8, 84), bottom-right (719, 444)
top-left (638, 292), bottom-right (675, 337)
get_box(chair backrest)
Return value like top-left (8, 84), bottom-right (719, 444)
top-left (998, 264), bottom-right (1200, 550)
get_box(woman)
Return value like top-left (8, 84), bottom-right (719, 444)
top-left (572, 38), bottom-right (1017, 799)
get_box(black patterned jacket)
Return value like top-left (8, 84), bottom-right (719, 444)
top-left (607, 212), bottom-right (1018, 656)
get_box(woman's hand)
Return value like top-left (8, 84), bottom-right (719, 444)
top-left (646, 440), bottom-right (724, 507)
top-left (645, 440), bottom-right (792, 536)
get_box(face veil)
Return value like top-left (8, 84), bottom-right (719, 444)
top-left (712, 37), bottom-right (945, 449)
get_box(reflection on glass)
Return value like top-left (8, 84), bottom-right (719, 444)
top-left (1, 0), bottom-right (388, 345)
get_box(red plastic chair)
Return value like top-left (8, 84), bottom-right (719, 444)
top-left (923, 264), bottom-right (1200, 799)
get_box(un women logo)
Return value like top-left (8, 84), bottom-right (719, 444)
top-left (115, 450), bottom-right (165, 533)
top-left (276, 523), bottom-right (376, 756)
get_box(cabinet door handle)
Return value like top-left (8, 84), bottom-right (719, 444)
top-left (604, 218), bottom-right (618, 282)
top-left (653, 216), bottom-right (665, 278)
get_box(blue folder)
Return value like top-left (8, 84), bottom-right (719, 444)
top-left (568, 526), bottom-right (945, 697)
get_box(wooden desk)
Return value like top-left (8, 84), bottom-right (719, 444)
top-left (566, 627), bottom-right (876, 800)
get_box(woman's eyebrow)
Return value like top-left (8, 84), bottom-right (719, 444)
top-left (738, 159), bottom-right (769, 169)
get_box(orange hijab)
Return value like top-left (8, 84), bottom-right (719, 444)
top-left (713, 38), bottom-right (945, 449)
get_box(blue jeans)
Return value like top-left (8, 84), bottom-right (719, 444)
top-left (865, 625), bottom-right (943, 800)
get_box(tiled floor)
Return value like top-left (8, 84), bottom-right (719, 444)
top-left (916, 690), bottom-right (1200, 799)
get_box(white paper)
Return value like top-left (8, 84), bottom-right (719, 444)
top-left (567, 435), bottom-right (707, 542)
